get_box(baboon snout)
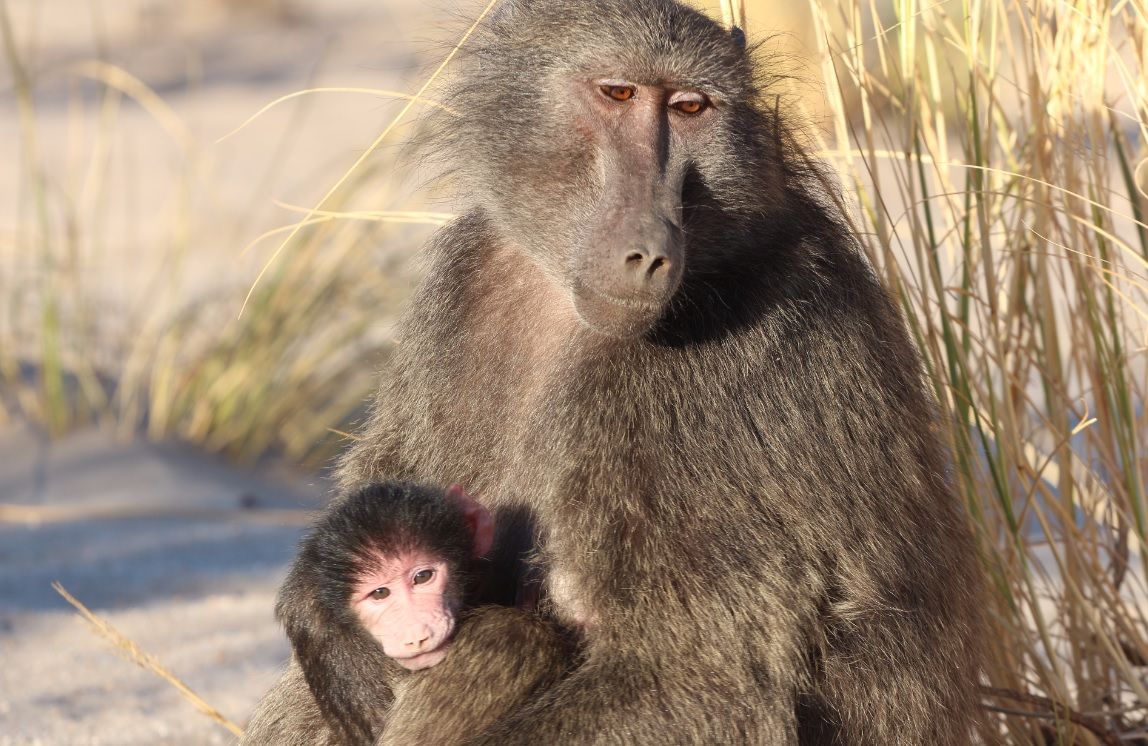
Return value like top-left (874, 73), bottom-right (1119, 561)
top-left (623, 243), bottom-right (675, 284)
top-left (571, 229), bottom-right (683, 338)
top-left (611, 233), bottom-right (682, 302)
top-left (605, 209), bottom-right (683, 293)
top-left (379, 622), bottom-right (432, 656)
top-left (570, 202), bottom-right (684, 337)
top-left (389, 624), bottom-right (452, 670)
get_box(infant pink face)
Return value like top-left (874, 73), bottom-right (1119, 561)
top-left (352, 551), bottom-right (457, 670)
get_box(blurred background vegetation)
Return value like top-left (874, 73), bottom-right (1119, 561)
top-left (2, 0), bottom-right (1147, 741)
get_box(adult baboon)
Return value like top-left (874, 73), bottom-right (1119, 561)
top-left (284, 0), bottom-right (987, 742)
top-left (242, 482), bottom-right (573, 746)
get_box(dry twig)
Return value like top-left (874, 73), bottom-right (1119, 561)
top-left (52, 582), bottom-right (246, 739)
top-left (982, 687), bottom-right (1123, 746)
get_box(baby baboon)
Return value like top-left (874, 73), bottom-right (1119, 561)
top-left (279, 0), bottom-right (988, 743)
top-left (242, 482), bottom-right (573, 746)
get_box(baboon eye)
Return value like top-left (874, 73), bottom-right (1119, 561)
top-left (670, 94), bottom-right (709, 115)
top-left (412, 569), bottom-right (435, 585)
top-left (369, 587), bottom-right (390, 601)
top-left (601, 85), bottom-right (635, 102)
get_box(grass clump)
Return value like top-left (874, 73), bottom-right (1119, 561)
top-left (0, 1), bottom-right (444, 464)
top-left (790, 0), bottom-right (1148, 738)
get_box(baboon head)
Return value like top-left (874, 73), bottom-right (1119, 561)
top-left (434, 0), bottom-right (787, 339)
top-left (346, 485), bottom-right (495, 670)
top-left (281, 482), bottom-right (491, 676)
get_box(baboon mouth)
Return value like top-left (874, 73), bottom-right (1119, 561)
top-left (579, 283), bottom-right (662, 311)
top-left (571, 280), bottom-right (670, 312)
top-left (394, 641), bottom-right (452, 671)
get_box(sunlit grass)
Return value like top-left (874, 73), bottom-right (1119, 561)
top-left (0, 1), bottom-right (436, 464)
top-left (798, 0), bottom-right (1148, 739)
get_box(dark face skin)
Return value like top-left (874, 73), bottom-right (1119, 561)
top-left (566, 77), bottom-right (713, 337)
top-left (431, 0), bottom-right (772, 344)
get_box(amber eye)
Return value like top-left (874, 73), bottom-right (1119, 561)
top-left (601, 85), bottom-right (635, 102)
top-left (412, 569), bottom-right (435, 585)
top-left (369, 587), bottom-right (390, 601)
top-left (671, 97), bottom-right (707, 115)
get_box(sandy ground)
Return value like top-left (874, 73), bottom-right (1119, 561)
top-left (0, 425), bottom-right (327, 745)
top-left (0, 4), bottom-right (431, 742)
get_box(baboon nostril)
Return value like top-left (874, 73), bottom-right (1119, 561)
top-left (648, 256), bottom-right (666, 274)
top-left (625, 252), bottom-right (644, 266)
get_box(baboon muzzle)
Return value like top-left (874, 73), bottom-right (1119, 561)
top-left (572, 142), bottom-right (686, 339)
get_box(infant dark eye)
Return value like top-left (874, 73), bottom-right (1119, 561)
top-left (412, 569), bottom-right (435, 585)
top-left (369, 587), bottom-right (390, 600)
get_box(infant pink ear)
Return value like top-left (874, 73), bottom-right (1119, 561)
top-left (446, 484), bottom-right (495, 558)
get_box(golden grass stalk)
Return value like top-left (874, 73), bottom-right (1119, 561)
top-left (68, 61), bottom-right (194, 149)
top-left (719, 0), bottom-right (748, 29)
top-left (51, 582), bottom-right (245, 739)
top-left (237, 0), bottom-right (503, 318)
top-left (217, 87), bottom-right (457, 144)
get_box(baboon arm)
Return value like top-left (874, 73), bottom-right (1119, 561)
top-left (240, 661), bottom-right (342, 746)
top-left (276, 575), bottom-right (400, 744)
top-left (379, 607), bottom-right (573, 746)
top-left (464, 659), bottom-right (797, 746)
top-left (810, 564), bottom-right (984, 745)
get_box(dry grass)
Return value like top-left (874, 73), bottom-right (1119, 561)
top-left (792, 0), bottom-right (1148, 739)
top-left (0, 0), bottom-right (440, 465)
top-left (4, 0), bottom-right (1148, 742)
top-left (52, 582), bottom-right (246, 739)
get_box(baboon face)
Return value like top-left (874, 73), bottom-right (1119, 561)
top-left (345, 485), bottom-right (495, 671)
top-left (352, 549), bottom-right (460, 670)
top-left (443, 0), bottom-right (768, 339)
top-left (559, 77), bottom-right (705, 338)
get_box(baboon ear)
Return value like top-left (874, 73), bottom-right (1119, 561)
top-left (730, 26), bottom-right (747, 51)
top-left (446, 483), bottom-right (496, 558)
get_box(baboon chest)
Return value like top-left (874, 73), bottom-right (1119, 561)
top-left (415, 262), bottom-right (584, 501)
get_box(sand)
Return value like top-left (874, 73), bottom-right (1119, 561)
top-left (0, 2), bottom-right (443, 742)
top-left (0, 424), bottom-right (327, 744)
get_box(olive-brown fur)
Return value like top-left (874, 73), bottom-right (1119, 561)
top-left (289, 0), bottom-right (987, 743)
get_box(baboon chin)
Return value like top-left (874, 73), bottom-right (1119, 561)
top-left (264, 0), bottom-right (989, 743)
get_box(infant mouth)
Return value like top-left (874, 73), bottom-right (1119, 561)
top-left (395, 641), bottom-right (451, 671)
